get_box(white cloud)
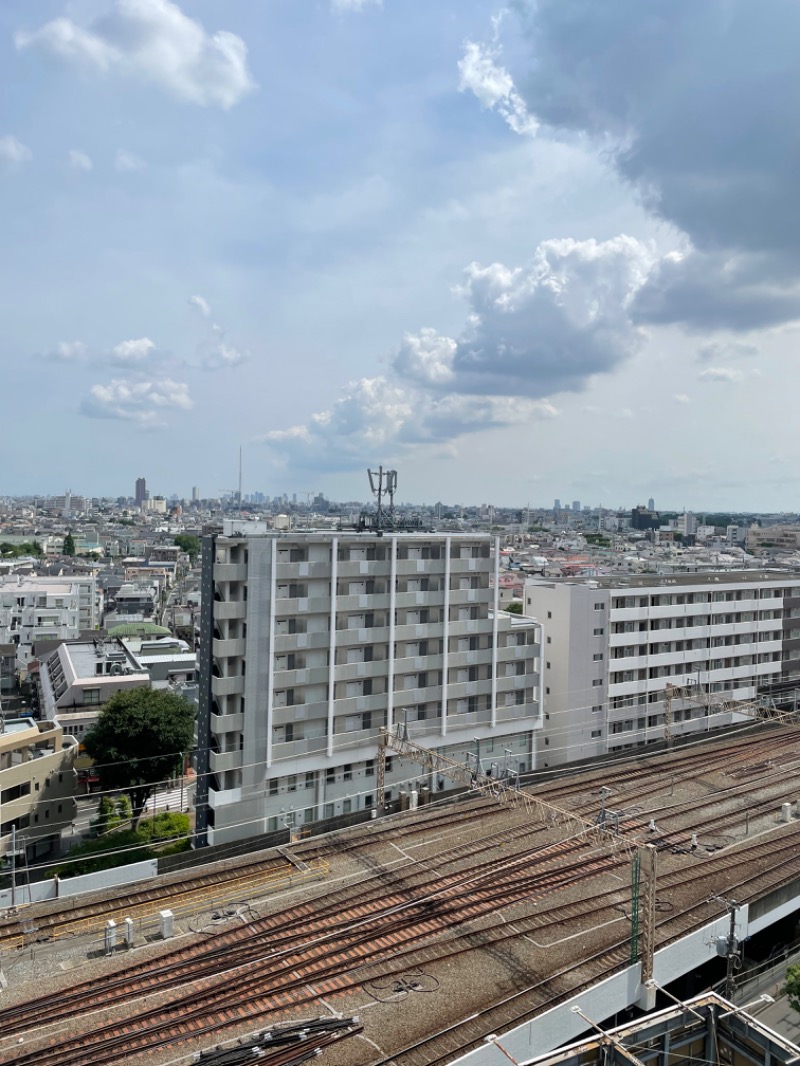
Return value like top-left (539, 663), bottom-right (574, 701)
top-left (0, 135), bottom-right (32, 164)
top-left (392, 329), bottom-right (456, 387)
top-left (259, 377), bottom-right (559, 472)
top-left (81, 377), bottom-right (192, 427)
top-left (673, 393), bottom-right (691, 405)
top-left (48, 340), bottom-right (89, 361)
top-left (403, 235), bottom-right (654, 398)
top-left (67, 149), bottom-right (93, 172)
top-left (697, 367), bottom-right (745, 384)
top-left (458, 42), bottom-right (537, 137)
top-left (188, 294), bottom-right (211, 317)
top-left (110, 337), bottom-right (156, 363)
top-left (115, 149), bottom-right (145, 172)
top-left (16, 0), bottom-right (255, 109)
top-left (331, 0), bottom-right (382, 11)
top-left (202, 342), bottom-right (247, 370)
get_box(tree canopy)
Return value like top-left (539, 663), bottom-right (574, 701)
top-left (174, 533), bottom-right (200, 561)
top-left (83, 688), bottom-right (195, 826)
top-left (62, 532), bottom-right (76, 556)
top-left (0, 540), bottom-right (42, 558)
top-left (785, 964), bottom-right (800, 1014)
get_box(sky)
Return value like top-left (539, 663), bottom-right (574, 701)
top-left (1, 0), bottom-right (799, 510)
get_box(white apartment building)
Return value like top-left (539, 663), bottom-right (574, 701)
top-left (0, 575), bottom-right (97, 665)
top-left (197, 523), bottom-right (542, 846)
top-left (525, 571), bottom-right (797, 767)
top-left (36, 638), bottom-right (151, 744)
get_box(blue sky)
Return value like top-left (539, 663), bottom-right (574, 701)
top-left (2, 0), bottom-right (799, 509)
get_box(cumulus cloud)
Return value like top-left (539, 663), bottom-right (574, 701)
top-left (47, 341), bottom-right (90, 361)
top-left (259, 377), bottom-right (558, 471)
top-left (697, 367), bottom-right (745, 385)
top-left (16, 0), bottom-right (255, 109)
top-left (0, 135), bottom-right (32, 164)
top-left (673, 394), bottom-right (691, 405)
top-left (81, 378), bottom-right (192, 427)
top-left (458, 41), bottom-right (537, 136)
top-left (188, 294), bottom-right (211, 317)
top-left (110, 337), bottom-right (156, 363)
top-left (395, 236), bottom-right (653, 398)
top-left (263, 236), bottom-right (655, 472)
top-left (115, 149), bottom-right (145, 172)
top-left (67, 149), bottom-right (93, 172)
top-left (513, 0), bottom-right (800, 332)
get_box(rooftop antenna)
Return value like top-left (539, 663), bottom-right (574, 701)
top-left (367, 466), bottom-right (397, 531)
top-left (238, 446), bottom-right (243, 517)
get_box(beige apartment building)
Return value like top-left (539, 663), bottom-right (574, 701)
top-left (0, 716), bottom-right (78, 861)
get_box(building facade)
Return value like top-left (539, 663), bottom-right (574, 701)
top-left (525, 571), bottom-right (798, 767)
top-left (0, 575), bottom-right (97, 665)
top-left (0, 716), bottom-right (78, 861)
top-left (197, 523), bottom-right (542, 846)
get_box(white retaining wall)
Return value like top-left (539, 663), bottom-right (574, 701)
top-left (0, 859), bottom-right (158, 909)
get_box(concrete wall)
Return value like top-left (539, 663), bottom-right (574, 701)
top-left (0, 858), bottom-right (157, 908)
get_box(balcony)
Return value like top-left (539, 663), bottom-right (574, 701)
top-left (211, 711), bottom-right (244, 734)
top-left (208, 785), bottom-right (243, 808)
top-left (274, 630), bottom-right (330, 653)
top-left (495, 703), bottom-right (541, 724)
top-left (272, 735), bottom-right (328, 760)
top-left (214, 600), bottom-right (247, 621)
top-left (210, 750), bottom-right (243, 774)
top-left (335, 593), bottom-right (391, 612)
top-left (214, 563), bottom-right (247, 582)
top-left (211, 674), bottom-right (245, 697)
top-left (213, 637), bottom-right (246, 658)
top-left (275, 561), bottom-right (330, 579)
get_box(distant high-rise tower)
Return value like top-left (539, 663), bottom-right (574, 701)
top-left (192, 486), bottom-right (199, 502)
top-left (648, 497), bottom-right (655, 512)
top-left (572, 500), bottom-right (580, 512)
top-left (554, 499), bottom-right (561, 511)
top-left (135, 477), bottom-right (147, 507)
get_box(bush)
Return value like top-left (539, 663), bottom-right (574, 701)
top-left (53, 832), bottom-right (154, 878)
top-left (136, 812), bottom-right (190, 843)
top-left (55, 812), bottom-right (191, 877)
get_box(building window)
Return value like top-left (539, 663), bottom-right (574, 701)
top-left (343, 764), bottom-right (353, 781)
top-left (546, 636), bottom-right (551, 644)
top-left (287, 775), bottom-right (297, 792)
top-left (547, 611), bottom-right (552, 619)
top-left (83, 688), bottom-right (100, 705)
top-left (592, 705), bottom-right (602, 713)
top-left (546, 661), bottom-right (551, 670)
top-left (594, 603), bottom-right (604, 611)
top-left (269, 779), bottom-right (279, 796)
top-left (591, 729), bottom-right (602, 738)
top-left (593, 653), bottom-right (604, 661)
top-left (593, 628), bottom-right (604, 636)
top-left (326, 767), bottom-right (335, 784)
top-left (365, 760), bottom-right (374, 777)
top-left (305, 772), bottom-right (315, 789)
top-left (592, 679), bottom-right (603, 687)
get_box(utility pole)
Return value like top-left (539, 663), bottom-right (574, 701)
top-left (663, 684), bottom-right (674, 750)
top-left (10, 826), bottom-right (16, 911)
top-left (724, 898), bottom-right (740, 1000)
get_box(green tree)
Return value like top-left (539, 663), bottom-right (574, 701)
top-left (174, 533), bottom-right (200, 561)
top-left (63, 532), bottom-right (76, 556)
top-left (505, 601), bottom-right (523, 614)
top-left (83, 689), bottom-right (195, 827)
top-left (785, 964), bottom-right (800, 1014)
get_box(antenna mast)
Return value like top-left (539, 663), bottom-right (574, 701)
top-left (367, 466), bottom-right (397, 531)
